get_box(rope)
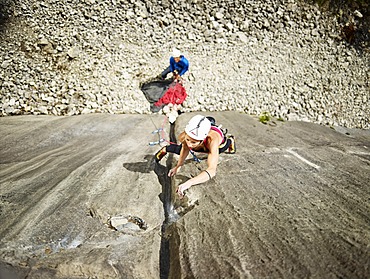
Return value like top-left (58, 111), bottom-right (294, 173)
top-left (189, 149), bottom-right (201, 163)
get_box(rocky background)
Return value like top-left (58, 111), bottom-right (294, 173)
top-left (0, 0), bottom-right (369, 128)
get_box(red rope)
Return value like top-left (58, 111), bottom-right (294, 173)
top-left (160, 115), bottom-right (177, 145)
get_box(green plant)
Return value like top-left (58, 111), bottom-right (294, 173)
top-left (259, 112), bottom-right (271, 124)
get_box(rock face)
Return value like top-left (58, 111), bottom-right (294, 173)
top-left (0, 113), bottom-right (369, 278)
top-left (0, 115), bottom-right (166, 278)
top-left (0, 0), bottom-right (369, 129)
top-left (167, 112), bottom-right (370, 278)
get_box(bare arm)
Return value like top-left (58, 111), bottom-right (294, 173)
top-left (176, 133), bottom-right (221, 198)
top-left (168, 142), bottom-right (189, 177)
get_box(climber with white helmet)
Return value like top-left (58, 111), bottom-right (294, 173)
top-left (155, 115), bottom-right (236, 198)
top-left (159, 48), bottom-right (189, 80)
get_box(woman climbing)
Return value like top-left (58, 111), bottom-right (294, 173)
top-left (155, 115), bottom-right (236, 198)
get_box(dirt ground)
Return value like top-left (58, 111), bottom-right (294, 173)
top-left (0, 112), bottom-right (369, 279)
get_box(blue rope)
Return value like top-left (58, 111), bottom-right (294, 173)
top-left (189, 149), bottom-right (201, 163)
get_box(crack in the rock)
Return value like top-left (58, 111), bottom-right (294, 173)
top-left (157, 122), bottom-right (180, 279)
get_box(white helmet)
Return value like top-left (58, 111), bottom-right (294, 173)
top-left (172, 48), bottom-right (181, 58)
top-left (185, 115), bottom-right (211, 141)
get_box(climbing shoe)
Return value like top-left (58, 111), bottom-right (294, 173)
top-left (155, 146), bottom-right (167, 162)
top-left (228, 136), bottom-right (236, 154)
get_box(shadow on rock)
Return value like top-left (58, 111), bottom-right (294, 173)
top-left (122, 155), bottom-right (156, 174)
top-left (154, 161), bottom-right (170, 205)
top-left (122, 154), bottom-right (173, 210)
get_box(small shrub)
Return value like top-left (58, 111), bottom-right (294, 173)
top-left (259, 112), bottom-right (271, 124)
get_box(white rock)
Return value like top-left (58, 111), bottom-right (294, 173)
top-left (38, 106), bottom-right (48, 114)
top-left (67, 46), bottom-right (81, 59)
top-left (215, 12), bottom-right (223, 20)
top-left (354, 10), bottom-right (363, 18)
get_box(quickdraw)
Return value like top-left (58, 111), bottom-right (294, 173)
top-left (148, 116), bottom-right (175, 146)
top-left (151, 128), bottom-right (163, 134)
top-left (149, 128), bottom-right (165, 146)
top-left (149, 138), bottom-right (165, 146)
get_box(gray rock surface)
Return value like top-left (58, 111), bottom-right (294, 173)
top-left (0, 0), bottom-right (369, 277)
top-left (0, 0), bottom-right (369, 128)
top-left (0, 114), bottom-right (165, 278)
top-left (0, 112), bottom-right (369, 278)
top-left (168, 112), bottom-right (370, 278)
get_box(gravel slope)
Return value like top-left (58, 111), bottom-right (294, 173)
top-left (0, 0), bottom-right (369, 128)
